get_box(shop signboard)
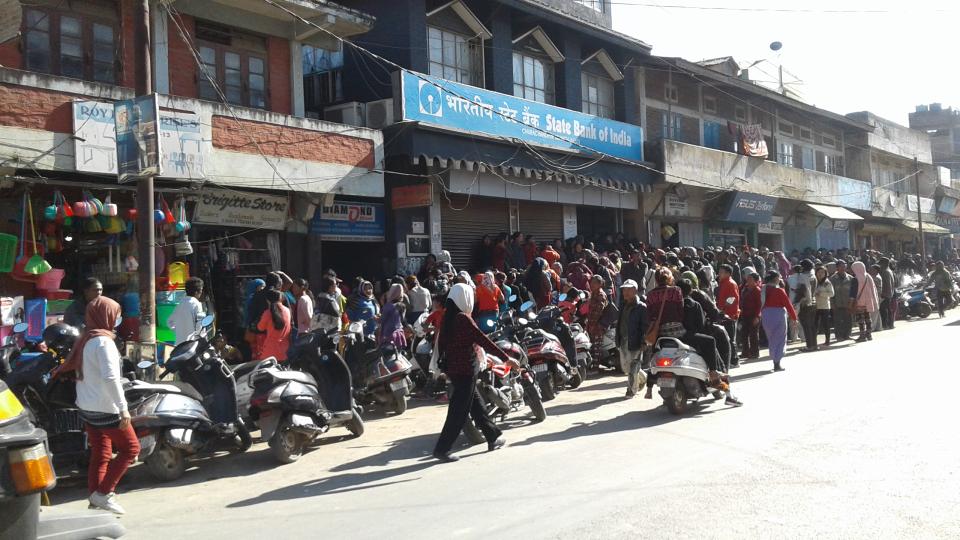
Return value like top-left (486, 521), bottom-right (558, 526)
top-left (758, 215), bottom-right (784, 235)
top-left (192, 189), bottom-right (289, 230)
top-left (836, 177), bottom-right (872, 211)
top-left (75, 100), bottom-right (205, 179)
top-left (937, 215), bottom-right (960, 234)
top-left (725, 192), bottom-right (776, 224)
top-left (311, 201), bottom-right (385, 242)
top-left (906, 194), bottom-right (935, 214)
top-left (115, 95), bottom-right (160, 182)
top-left (938, 196), bottom-right (958, 215)
top-left (391, 184), bottom-right (433, 209)
top-left (399, 71), bottom-right (643, 162)
top-left (664, 194), bottom-right (688, 217)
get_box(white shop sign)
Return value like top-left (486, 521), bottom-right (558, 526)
top-left (758, 215), bottom-right (784, 235)
top-left (73, 100), bottom-right (206, 179)
top-left (563, 205), bottom-right (578, 239)
top-left (664, 194), bottom-right (688, 217)
top-left (192, 189), bottom-right (289, 230)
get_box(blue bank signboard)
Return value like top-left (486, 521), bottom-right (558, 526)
top-left (399, 71), bottom-right (643, 162)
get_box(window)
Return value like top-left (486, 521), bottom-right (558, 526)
top-left (428, 26), bottom-right (478, 85)
top-left (821, 134), bottom-right (836, 148)
top-left (22, 8), bottom-right (117, 83)
top-left (703, 121), bottom-right (721, 149)
top-left (778, 142), bottom-right (794, 167)
top-left (734, 105), bottom-right (746, 122)
top-left (196, 22), bottom-right (268, 109)
top-left (799, 127), bottom-right (812, 140)
top-left (513, 52), bottom-right (554, 104)
top-left (664, 84), bottom-right (678, 103)
top-left (823, 154), bottom-right (842, 175)
top-left (661, 112), bottom-right (683, 141)
top-left (303, 44), bottom-right (344, 110)
top-left (953, 128), bottom-right (960, 154)
top-left (702, 95), bottom-right (717, 114)
top-left (801, 146), bottom-right (815, 170)
top-left (778, 122), bottom-right (794, 136)
top-left (582, 72), bottom-right (614, 118)
top-left (575, 0), bottom-right (604, 12)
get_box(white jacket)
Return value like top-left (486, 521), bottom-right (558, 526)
top-left (75, 336), bottom-right (127, 414)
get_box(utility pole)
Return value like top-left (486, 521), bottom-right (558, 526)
top-left (135, 0), bottom-right (156, 363)
top-left (915, 156), bottom-right (926, 261)
top-left (778, 64), bottom-right (784, 95)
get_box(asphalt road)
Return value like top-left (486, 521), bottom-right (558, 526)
top-left (49, 312), bottom-right (960, 539)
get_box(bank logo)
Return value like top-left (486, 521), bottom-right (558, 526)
top-left (418, 80), bottom-right (443, 117)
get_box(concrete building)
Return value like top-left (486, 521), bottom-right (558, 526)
top-left (326, 0), bottom-right (656, 272)
top-left (634, 55), bottom-right (873, 254)
top-left (0, 0), bottom-right (383, 338)
top-left (909, 103), bottom-right (960, 181)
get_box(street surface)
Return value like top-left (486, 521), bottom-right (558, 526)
top-left (49, 313), bottom-right (960, 539)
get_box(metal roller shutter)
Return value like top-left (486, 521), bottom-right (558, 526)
top-left (441, 195), bottom-right (509, 271)
top-left (518, 201), bottom-right (564, 246)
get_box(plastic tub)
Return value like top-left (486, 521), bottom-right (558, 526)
top-left (38, 289), bottom-right (72, 300)
top-left (157, 302), bottom-right (177, 344)
top-left (35, 268), bottom-right (65, 290)
top-left (0, 233), bottom-right (16, 273)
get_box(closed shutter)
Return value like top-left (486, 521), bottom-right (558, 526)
top-left (678, 222), bottom-right (703, 247)
top-left (441, 195), bottom-right (509, 271)
top-left (518, 201), bottom-right (563, 246)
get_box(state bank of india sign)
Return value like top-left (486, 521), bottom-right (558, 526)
top-left (192, 189), bottom-right (289, 230)
top-left (400, 71), bottom-right (643, 162)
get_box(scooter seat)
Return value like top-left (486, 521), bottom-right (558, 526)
top-left (266, 370), bottom-right (317, 386)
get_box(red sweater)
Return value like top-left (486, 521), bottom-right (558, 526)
top-left (740, 284), bottom-right (762, 319)
top-left (762, 285), bottom-right (798, 320)
top-left (717, 277), bottom-right (741, 319)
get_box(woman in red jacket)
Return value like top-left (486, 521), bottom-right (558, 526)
top-left (759, 271), bottom-right (798, 372)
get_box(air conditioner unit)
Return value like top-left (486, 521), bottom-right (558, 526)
top-left (324, 102), bottom-right (365, 127)
top-left (365, 98), bottom-right (395, 129)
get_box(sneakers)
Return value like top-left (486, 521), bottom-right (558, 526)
top-left (88, 492), bottom-right (125, 515)
top-left (488, 436), bottom-right (506, 452)
top-left (625, 389), bottom-right (636, 399)
top-left (432, 451), bottom-right (460, 463)
top-left (725, 394), bottom-right (744, 407)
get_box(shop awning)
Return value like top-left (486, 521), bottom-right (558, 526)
top-left (902, 220), bottom-right (951, 234)
top-left (388, 125), bottom-right (657, 193)
top-left (805, 203), bottom-right (864, 221)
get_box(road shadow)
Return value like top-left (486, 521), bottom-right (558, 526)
top-left (226, 460), bottom-right (435, 508)
top-left (545, 395), bottom-right (623, 416)
top-left (577, 380), bottom-right (626, 392)
top-left (729, 370), bottom-right (773, 383)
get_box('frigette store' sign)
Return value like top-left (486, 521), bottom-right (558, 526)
top-left (400, 71), bottom-right (643, 162)
top-left (192, 189), bottom-right (289, 230)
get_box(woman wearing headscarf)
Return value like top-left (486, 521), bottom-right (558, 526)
top-left (586, 274), bottom-right (609, 362)
top-left (256, 290), bottom-right (292, 361)
top-left (59, 296), bottom-right (139, 514)
top-left (524, 257), bottom-right (552, 309)
top-left (432, 284), bottom-right (516, 462)
top-left (346, 280), bottom-right (379, 336)
top-left (760, 271), bottom-right (798, 372)
top-left (475, 271), bottom-right (504, 333)
top-left (850, 261), bottom-right (879, 342)
top-left (377, 283), bottom-right (407, 349)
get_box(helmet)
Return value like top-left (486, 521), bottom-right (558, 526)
top-left (42, 323), bottom-right (81, 355)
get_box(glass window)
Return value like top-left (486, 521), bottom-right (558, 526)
top-left (575, 0), bottom-right (604, 12)
top-left (801, 147), bottom-right (815, 170)
top-left (823, 154), bottom-right (842, 175)
top-left (92, 23), bottom-right (114, 83)
top-left (196, 37), bottom-right (269, 110)
top-left (23, 9), bottom-right (51, 73)
top-left (22, 9), bottom-right (116, 83)
top-left (59, 16), bottom-right (83, 79)
top-left (427, 25), bottom-right (474, 85)
top-left (198, 46), bottom-right (219, 101)
top-left (778, 142), bottom-right (794, 167)
top-left (248, 56), bottom-right (266, 109)
top-left (581, 72), bottom-right (614, 119)
top-left (224, 52), bottom-right (242, 105)
top-left (512, 52), bottom-right (554, 104)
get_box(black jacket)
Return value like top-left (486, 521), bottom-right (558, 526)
top-left (616, 299), bottom-right (649, 352)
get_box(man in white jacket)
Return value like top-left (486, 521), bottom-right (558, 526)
top-left (167, 277), bottom-right (206, 346)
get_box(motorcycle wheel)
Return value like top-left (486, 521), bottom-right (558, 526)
top-left (539, 376), bottom-right (556, 402)
top-left (664, 383), bottom-right (688, 416)
top-left (391, 389), bottom-right (408, 415)
top-left (918, 303), bottom-right (932, 319)
top-left (523, 381), bottom-right (547, 423)
top-left (346, 410), bottom-right (365, 437)
top-left (269, 422), bottom-right (303, 464)
top-left (462, 420), bottom-right (485, 445)
top-left (145, 440), bottom-right (186, 482)
top-left (235, 421), bottom-right (252, 452)
top-left (567, 369), bottom-right (583, 389)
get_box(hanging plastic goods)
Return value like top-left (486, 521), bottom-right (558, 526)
top-left (13, 193), bottom-right (51, 278)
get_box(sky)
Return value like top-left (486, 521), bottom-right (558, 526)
top-left (611, 0), bottom-right (960, 126)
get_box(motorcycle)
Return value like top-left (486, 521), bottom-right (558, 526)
top-left (0, 322), bottom-right (27, 380)
top-left (897, 287), bottom-right (933, 319)
top-left (515, 301), bottom-right (579, 401)
top-left (0, 378), bottom-right (125, 540)
top-left (649, 337), bottom-right (727, 415)
top-left (126, 315), bottom-right (251, 482)
top-left (340, 322), bottom-right (413, 415)
top-left (409, 312), bottom-right (442, 396)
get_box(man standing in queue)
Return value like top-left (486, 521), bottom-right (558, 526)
top-left (617, 280), bottom-right (649, 398)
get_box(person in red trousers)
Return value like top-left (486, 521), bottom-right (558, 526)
top-left (60, 295), bottom-right (140, 514)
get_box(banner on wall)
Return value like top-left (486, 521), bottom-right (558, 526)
top-left (192, 189), bottom-right (289, 230)
top-left (311, 201), bottom-right (385, 242)
top-left (399, 71), bottom-right (643, 162)
top-left (115, 95), bottom-right (160, 181)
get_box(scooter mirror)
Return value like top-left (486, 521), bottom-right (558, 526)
top-left (12, 322), bottom-right (28, 333)
top-left (115, 316), bottom-right (122, 328)
top-left (201, 314), bottom-right (215, 327)
top-left (519, 300), bottom-right (535, 312)
top-left (508, 295), bottom-right (517, 303)
top-left (485, 319), bottom-right (495, 328)
top-left (136, 360), bottom-right (155, 370)
top-left (517, 317), bottom-right (528, 326)
top-left (558, 293), bottom-right (567, 302)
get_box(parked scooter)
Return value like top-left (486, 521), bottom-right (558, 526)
top-left (126, 315), bottom-right (251, 482)
top-left (409, 311), bottom-right (440, 395)
top-left (515, 301), bottom-right (578, 401)
top-left (649, 337), bottom-right (726, 415)
top-left (0, 379), bottom-right (125, 540)
top-left (339, 322), bottom-right (413, 415)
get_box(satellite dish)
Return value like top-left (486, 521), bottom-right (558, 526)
top-left (770, 41), bottom-right (783, 51)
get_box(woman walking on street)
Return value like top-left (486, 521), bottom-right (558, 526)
top-left (433, 284), bottom-right (516, 462)
top-left (760, 271), bottom-right (798, 372)
top-left (851, 261), bottom-right (879, 342)
top-left (59, 296), bottom-right (140, 514)
top-left (814, 267), bottom-right (834, 348)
